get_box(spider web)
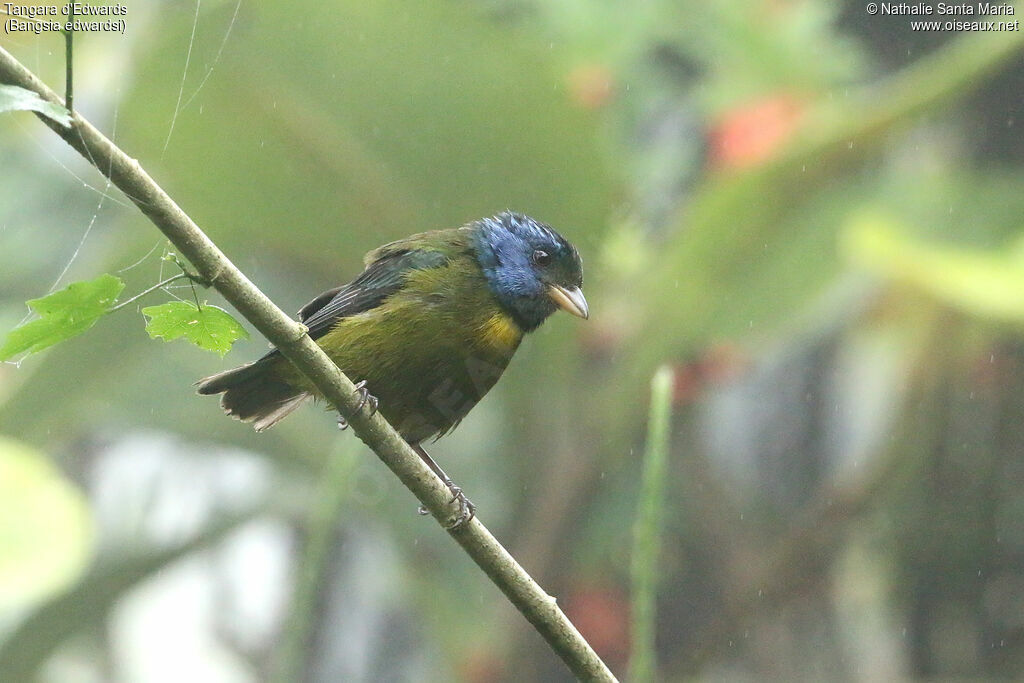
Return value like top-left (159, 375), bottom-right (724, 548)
top-left (4, 1), bottom-right (244, 340)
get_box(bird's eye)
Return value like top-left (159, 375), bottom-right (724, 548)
top-left (532, 249), bottom-right (551, 266)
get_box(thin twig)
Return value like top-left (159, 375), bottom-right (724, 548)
top-left (106, 273), bottom-right (188, 313)
top-left (0, 45), bottom-right (616, 682)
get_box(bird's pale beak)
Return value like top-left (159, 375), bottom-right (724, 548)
top-left (547, 284), bottom-right (589, 320)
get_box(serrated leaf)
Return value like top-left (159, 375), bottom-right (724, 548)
top-left (0, 84), bottom-right (72, 127)
top-left (142, 301), bottom-right (248, 357)
top-left (0, 274), bottom-right (125, 360)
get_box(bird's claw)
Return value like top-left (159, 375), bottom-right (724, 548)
top-left (353, 379), bottom-right (379, 416)
top-left (338, 380), bottom-right (379, 430)
top-left (415, 483), bottom-right (476, 529)
top-left (445, 483), bottom-right (476, 530)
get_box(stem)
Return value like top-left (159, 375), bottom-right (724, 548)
top-left (106, 273), bottom-right (188, 313)
top-left (0, 46), bottom-right (616, 682)
top-left (187, 277), bottom-right (202, 310)
top-left (629, 366), bottom-right (674, 683)
top-left (271, 444), bottom-right (357, 683)
top-left (63, 4), bottom-right (73, 113)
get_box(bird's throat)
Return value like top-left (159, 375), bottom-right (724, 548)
top-left (479, 311), bottom-right (523, 351)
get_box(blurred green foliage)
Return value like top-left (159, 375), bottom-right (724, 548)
top-left (847, 214), bottom-right (1024, 321)
top-left (0, 435), bottom-right (93, 613)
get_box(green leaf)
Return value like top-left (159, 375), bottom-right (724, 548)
top-left (0, 84), bottom-right (72, 127)
top-left (0, 274), bottom-right (125, 361)
top-left (0, 435), bottom-right (94, 613)
top-left (844, 214), bottom-right (1024, 321)
top-left (142, 301), bottom-right (248, 356)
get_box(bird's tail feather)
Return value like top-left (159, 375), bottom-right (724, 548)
top-left (196, 359), bottom-right (309, 431)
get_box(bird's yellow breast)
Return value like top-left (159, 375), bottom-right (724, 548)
top-left (478, 311), bottom-right (523, 351)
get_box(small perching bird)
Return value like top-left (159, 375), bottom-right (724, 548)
top-left (197, 211), bottom-right (588, 524)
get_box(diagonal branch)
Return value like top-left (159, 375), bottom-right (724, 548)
top-left (0, 46), bottom-right (616, 682)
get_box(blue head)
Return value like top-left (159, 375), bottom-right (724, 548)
top-left (473, 211), bottom-right (588, 332)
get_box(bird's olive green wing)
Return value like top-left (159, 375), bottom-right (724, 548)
top-left (298, 248), bottom-right (450, 340)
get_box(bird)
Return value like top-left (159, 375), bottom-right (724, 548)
top-left (196, 211), bottom-right (588, 525)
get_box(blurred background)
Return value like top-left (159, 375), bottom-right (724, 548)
top-left (2, 0), bottom-right (1023, 680)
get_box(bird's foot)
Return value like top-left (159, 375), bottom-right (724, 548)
top-left (445, 482), bottom-right (476, 530)
top-left (409, 443), bottom-right (475, 529)
top-left (337, 380), bottom-right (379, 430)
top-left (416, 479), bottom-right (476, 529)
top-left (353, 379), bottom-right (379, 415)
